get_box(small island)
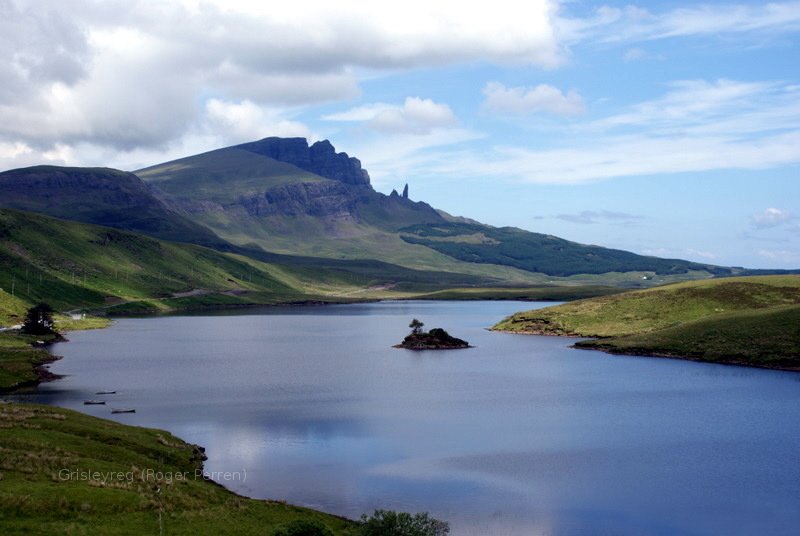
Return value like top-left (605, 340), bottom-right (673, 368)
top-left (395, 319), bottom-right (471, 350)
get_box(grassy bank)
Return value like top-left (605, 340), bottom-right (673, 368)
top-left (0, 315), bottom-right (111, 392)
top-left (0, 333), bottom-right (58, 391)
top-left (0, 403), bottom-right (355, 535)
top-left (577, 304), bottom-right (800, 370)
top-left (493, 275), bottom-right (800, 370)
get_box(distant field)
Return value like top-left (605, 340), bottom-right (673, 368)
top-left (493, 275), bottom-right (800, 370)
top-left (0, 403), bottom-right (354, 535)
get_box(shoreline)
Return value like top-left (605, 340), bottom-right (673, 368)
top-left (492, 328), bottom-right (800, 373)
top-left (0, 321), bottom-right (360, 528)
top-left (572, 342), bottom-right (800, 373)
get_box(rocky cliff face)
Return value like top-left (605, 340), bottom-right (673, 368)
top-left (237, 137), bottom-right (371, 187)
top-left (237, 181), bottom-right (360, 220)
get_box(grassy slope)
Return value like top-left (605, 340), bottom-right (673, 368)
top-left (136, 146), bottom-right (707, 287)
top-left (137, 147), bottom-right (326, 204)
top-left (493, 275), bottom-right (800, 369)
top-left (400, 222), bottom-right (728, 277)
top-left (0, 403), bottom-right (354, 535)
top-left (0, 208), bottom-right (332, 316)
top-left (578, 305), bottom-right (800, 370)
top-left (0, 208), bottom-right (621, 320)
top-left (139, 150), bottom-right (553, 285)
top-left (0, 289), bottom-right (27, 325)
top-left (0, 166), bottom-right (224, 248)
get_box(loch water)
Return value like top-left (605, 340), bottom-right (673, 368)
top-left (9, 301), bottom-right (800, 535)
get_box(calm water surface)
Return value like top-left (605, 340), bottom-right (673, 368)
top-left (7, 301), bottom-right (800, 535)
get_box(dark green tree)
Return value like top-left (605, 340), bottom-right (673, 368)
top-left (409, 318), bottom-right (424, 335)
top-left (271, 519), bottom-right (334, 536)
top-left (359, 510), bottom-right (449, 536)
top-left (21, 302), bottom-right (57, 335)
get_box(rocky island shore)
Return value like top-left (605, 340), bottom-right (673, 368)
top-left (395, 319), bottom-right (471, 350)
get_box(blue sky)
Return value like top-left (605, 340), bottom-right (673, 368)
top-left (1, 0), bottom-right (799, 268)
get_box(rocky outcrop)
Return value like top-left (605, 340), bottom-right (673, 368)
top-left (395, 328), bottom-right (471, 350)
top-left (237, 181), bottom-right (361, 220)
top-left (237, 137), bottom-right (371, 187)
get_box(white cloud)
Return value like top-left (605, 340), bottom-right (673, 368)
top-left (482, 82), bottom-right (585, 116)
top-left (204, 99), bottom-right (312, 142)
top-left (593, 79), bottom-right (781, 132)
top-left (751, 208), bottom-right (794, 229)
top-left (642, 248), bottom-right (718, 261)
top-left (0, 0), bottom-right (561, 169)
top-left (403, 78), bottom-right (800, 185)
top-left (323, 104), bottom-right (397, 122)
top-left (425, 130), bottom-right (800, 185)
top-left (555, 210), bottom-right (643, 225)
top-left (341, 128), bottom-right (485, 189)
top-left (758, 249), bottom-right (800, 264)
top-left (558, 2), bottom-right (800, 45)
top-left (623, 47), bottom-right (647, 61)
top-left (325, 97), bottom-right (457, 134)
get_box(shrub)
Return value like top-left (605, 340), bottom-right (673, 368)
top-left (359, 510), bottom-right (449, 536)
top-left (271, 519), bottom-right (335, 536)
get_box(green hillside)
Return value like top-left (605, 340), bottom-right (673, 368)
top-left (0, 208), bottom-right (324, 317)
top-left (136, 144), bottom-right (524, 282)
top-left (136, 147), bottom-right (327, 204)
top-left (578, 305), bottom-right (800, 370)
top-left (0, 403), bottom-right (354, 535)
top-left (0, 166), bottom-right (224, 247)
top-left (135, 137), bottom-right (730, 285)
top-left (493, 275), bottom-right (800, 370)
top-left (401, 222), bottom-right (730, 277)
top-left (5, 138), bottom-right (788, 289)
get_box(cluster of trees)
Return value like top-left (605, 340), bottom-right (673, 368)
top-left (21, 302), bottom-right (57, 335)
top-left (271, 510), bottom-right (449, 536)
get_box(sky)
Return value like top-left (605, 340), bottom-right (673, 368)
top-left (1, 0), bottom-right (799, 269)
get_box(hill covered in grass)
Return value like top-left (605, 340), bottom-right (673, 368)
top-left (1, 208), bottom-right (620, 325)
top-left (135, 137), bottom-right (734, 284)
top-left (5, 137), bottom-right (794, 290)
top-left (0, 138), bottom-right (764, 288)
top-left (493, 275), bottom-right (800, 370)
top-left (400, 222), bottom-right (732, 277)
top-left (580, 305), bottom-right (800, 370)
top-left (0, 166), bottom-right (224, 248)
top-left (0, 208), bottom-right (329, 318)
top-left (0, 403), bottom-right (354, 535)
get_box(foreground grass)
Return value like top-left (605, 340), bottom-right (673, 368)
top-left (493, 275), bottom-right (800, 370)
top-left (0, 403), bottom-right (355, 536)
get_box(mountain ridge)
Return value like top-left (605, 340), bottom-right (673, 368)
top-left (3, 137), bottom-right (794, 288)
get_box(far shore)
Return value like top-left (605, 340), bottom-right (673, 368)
top-left (492, 327), bottom-right (800, 373)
